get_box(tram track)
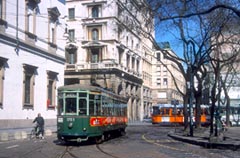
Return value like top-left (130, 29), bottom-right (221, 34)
top-left (96, 143), bottom-right (120, 158)
top-left (57, 146), bottom-right (79, 158)
top-left (142, 133), bottom-right (185, 152)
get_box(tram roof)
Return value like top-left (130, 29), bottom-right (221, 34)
top-left (153, 104), bottom-right (210, 108)
top-left (58, 84), bottom-right (103, 92)
top-left (58, 84), bottom-right (128, 102)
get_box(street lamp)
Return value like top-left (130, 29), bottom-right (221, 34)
top-left (186, 41), bottom-right (195, 137)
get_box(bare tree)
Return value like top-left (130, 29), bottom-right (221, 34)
top-left (118, 0), bottom-right (240, 135)
top-left (143, 0), bottom-right (240, 133)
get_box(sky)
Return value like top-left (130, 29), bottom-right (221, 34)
top-left (155, 21), bottom-right (184, 58)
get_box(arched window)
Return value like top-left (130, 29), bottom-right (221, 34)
top-left (92, 28), bottom-right (99, 41)
top-left (92, 6), bottom-right (99, 18)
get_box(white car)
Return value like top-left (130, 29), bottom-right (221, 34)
top-left (221, 115), bottom-right (240, 126)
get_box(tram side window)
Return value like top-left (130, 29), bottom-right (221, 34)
top-left (89, 100), bottom-right (94, 115)
top-left (66, 98), bottom-right (77, 114)
top-left (102, 102), bottom-right (107, 115)
top-left (123, 105), bottom-right (127, 116)
top-left (96, 102), bottom-right (101, 115)
top-left (166, 108), bottom-right (170, 115)
top-left (79, 99), bottom-right (87, 115)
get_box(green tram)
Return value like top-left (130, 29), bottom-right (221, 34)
top-left (57, 84), bottom-right (128, 143)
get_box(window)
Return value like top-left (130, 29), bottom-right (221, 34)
top-left (131, 57), bottom-right (135, 69)
top-left (0, 57), bottom-right (7, 108)
top-left (47, 71), bottom-right (58, 109)
top-left (0, 0), bottom-right (3, 19)
top-left (156, 52), bottom-right (161, 61)
top-left (88, 26), bottom-right (102, 41)
top-left (68, 29), bottom-right (75, 42)
top-left (90, 48), bottom-right (101, 63)
top-left (23, 64), bottom-right (37, 108)
top-left (92, 28), bottom-right (99, 41)
top-left (79, 99), bottom-right (87, 115)
top-left (163, 78), bottom-right (168, 86)
top-left (126, 54), bottom-right (130, 68)
top-left (25, 1), bottom-right (38, 39)
top-left (92, 6), bottom-right (99, 18)
top-left (136, 60), bottom-right (140, 72)
top-left (68, 8), bottom-right (75, 20)
top-left (68, 52), bottom-right (76, 64)
top-left (48, 7), bottom-right (60, 47)
top-left (131, 39), bottom-right (134, 49)
top-left (51, 27), bottom-right (55, 44)
top-left (65, 97), bottom-right (77, 114)
top-left (65, 44), bottom-right (77, 64)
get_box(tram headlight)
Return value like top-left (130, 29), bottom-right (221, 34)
top-left (68, 122), bottom-right (73, 128)
top-left (58, 118), bottom-right (63, 123)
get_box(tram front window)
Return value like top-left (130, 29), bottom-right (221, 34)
top-left (152, 106), bottom-right (160, 115)
top-left (58, 98), bottom-right (63, 115)
top-left (79, 99), bottom-right (87, 115)
top-left (66, 98), bottom-right (77, 114)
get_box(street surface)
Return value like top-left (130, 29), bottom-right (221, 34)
top-left (0, 125), bottom-right (239, 158)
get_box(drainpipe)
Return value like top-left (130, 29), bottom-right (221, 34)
top-left (15, 0), bottom-right (19, 53)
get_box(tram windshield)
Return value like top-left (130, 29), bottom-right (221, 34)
top-left (66, 98), bottom-right (77, 114)
top-left (79, 99), bottom-right (87, 115)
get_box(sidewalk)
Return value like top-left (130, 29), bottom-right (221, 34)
top-left (0, 126), bottom-right (56, 142)
top-left (0, 122), bottom-right (149, 142)
top-left (168, 127), bottom-right (240, 150)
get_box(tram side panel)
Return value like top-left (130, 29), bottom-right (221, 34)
top-left (57, 116), bottom-right (103, 142)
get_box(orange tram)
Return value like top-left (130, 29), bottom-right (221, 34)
top-left (151, 104), bottom-right (210, 126)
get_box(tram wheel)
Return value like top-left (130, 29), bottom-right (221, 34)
top-left (95, 135), bottom-right (104, 144)
top-left (120, 129), bottom-right (126, 136)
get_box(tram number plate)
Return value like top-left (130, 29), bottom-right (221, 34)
top-left (67, 118), bottom-right (75, 122)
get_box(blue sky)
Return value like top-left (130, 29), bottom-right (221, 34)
top-left (155, 21), bottom-right (184, 58)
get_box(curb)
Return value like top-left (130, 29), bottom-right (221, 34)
top-left (168, 133), bottom-right (240, 150)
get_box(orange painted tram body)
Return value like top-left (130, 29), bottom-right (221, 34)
top-left (151, 104), bottom-right (210, 126)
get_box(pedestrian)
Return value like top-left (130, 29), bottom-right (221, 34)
top-left (33, 113), bottom-right (45, 139)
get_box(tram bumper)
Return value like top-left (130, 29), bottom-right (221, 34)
top-left (58, 134), bottom-right (89, 142)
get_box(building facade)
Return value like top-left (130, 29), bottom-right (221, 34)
top-left (0, 0), bottom-right (66, 128)
top-left (152, 46), bottom-right (185, 106)
top-left (64, 0), bottom-right (155, 121)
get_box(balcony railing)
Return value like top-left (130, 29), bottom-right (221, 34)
top-left (65, 61), bottom-right (142, 78)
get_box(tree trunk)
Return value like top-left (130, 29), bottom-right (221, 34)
top-left (183, 95), bottom-right (189, 130)
top-left (195, 96), bottom-right (202, 128)
top-left (210, 81), bottom-right (217, 136)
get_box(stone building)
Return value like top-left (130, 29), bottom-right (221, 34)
top-left (152, 44), bottom-right (185, 106)
top-left (64, 0), bottom-right (155, 121)
top-left (0, 0), bottom-right (66, 128)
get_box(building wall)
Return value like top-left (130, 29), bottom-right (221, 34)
top-left (152, 49), bottom-right (185, 106)
top-left (0, 0), bottom-right (66, 128)
top-left (65, 0), bottom-right (154, 121)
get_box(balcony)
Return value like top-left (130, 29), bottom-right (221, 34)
top-left (65, 60), bottom-right (142, 78)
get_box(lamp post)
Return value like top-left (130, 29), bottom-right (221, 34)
top-left (188, 62), bottom-right (194, 137)
top-left (187, 42), bottom-right (194, 137)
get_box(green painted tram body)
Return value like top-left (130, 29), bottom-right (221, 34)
top-left (57, 84), bottom-right (128, 142)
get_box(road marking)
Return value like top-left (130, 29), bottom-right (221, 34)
top-left (142, 134), bottom-right (184, 152)
top-left (6, 145), bottom-right (19, 149)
